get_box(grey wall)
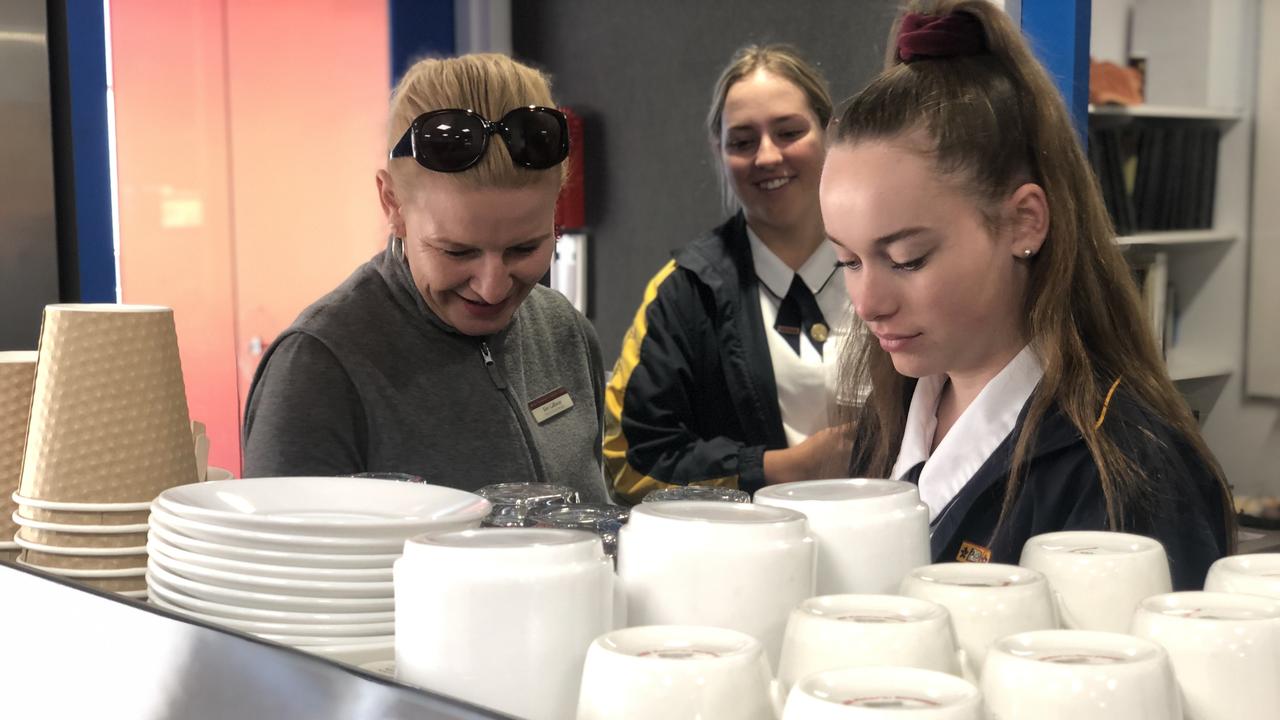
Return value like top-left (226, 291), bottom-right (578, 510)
top-left (512, 0), bottom-right (899, 362)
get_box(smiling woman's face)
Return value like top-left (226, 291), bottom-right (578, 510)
top-left (819, 138), bottom-right (1030, 381)
top-left (719, 69), bottom-right (826, 235)
top-left (383, 171), bottom-right (559, 337)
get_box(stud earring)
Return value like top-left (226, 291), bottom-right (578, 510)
top-left (1022, 248), bottom-right (1033, 257)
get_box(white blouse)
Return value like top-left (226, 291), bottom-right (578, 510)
top-left (891, 345), bottom-right (1044, 520)
top-left (747, 227), bottom-right (852, 447)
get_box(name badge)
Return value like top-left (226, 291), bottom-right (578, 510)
top-left (956, 541), bottom-right (992, 563)
top-left (529, 387), bottom-right (574, 424)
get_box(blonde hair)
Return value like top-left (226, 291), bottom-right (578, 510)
top-left (387, 53), bottom-right (565, 190)
top-left (706, 45), bottom-right (834, 212)
top-left (833, 0), bottom-right (1233, 548)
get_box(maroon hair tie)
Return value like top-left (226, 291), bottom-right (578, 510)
top-left (897, 11), bottom-right (987, 63)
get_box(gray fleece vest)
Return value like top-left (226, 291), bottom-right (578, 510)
top-left (242, 240), bottom-right (610, 504)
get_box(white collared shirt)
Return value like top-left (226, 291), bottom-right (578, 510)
top-left (747, 227), bottom-right (852, 447)
top-left (891, 345), bottom-right (1045, 520)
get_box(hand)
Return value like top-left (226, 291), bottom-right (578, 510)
top-left (762, 425), bottom-right (853, 485)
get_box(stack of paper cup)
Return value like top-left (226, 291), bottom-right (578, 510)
top-left (0, 351), bottom-right (38, 562)
top-left (9, 304), bottom-right (199, 597)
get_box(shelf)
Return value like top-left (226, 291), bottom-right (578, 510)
top-left (1117, 230), bottom-right (1237, 247)
top-left (1089, 104), bottom-right (1244, 121)
top-left (1166, 355), bottom-right (1235, 382)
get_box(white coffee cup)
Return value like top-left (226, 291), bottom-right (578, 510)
top-left (617, 500), bottom-right (814, 668)
top-left (754, 478), bottom-right (930, 595)
top-left (576, 625), bottom-right (775, 720)
top-left (1203, 553), bottom-right (1280, 599)
top-left (776, 594), bottom-right (967, 701)
top-left (1131, 591), bottom-right (1280, 720)
top-left (899, 562), bottom-right (1057, 675)
top-left (394, 528), bottom-right (614, 720)
top-left (782, 666), bottom-right (982, 719)
top-left (981, 629), bottom-right (1182, 719)
top-left (1019, 530), bottom-right (1171, 632)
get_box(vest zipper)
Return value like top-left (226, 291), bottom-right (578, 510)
top-left (479, 341), bottom-right (548, 485)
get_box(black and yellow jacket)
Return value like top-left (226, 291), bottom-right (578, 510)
top-left (883, 380), bottom-right (1231, 591)
top-left (604, 214), bottom-right (788, 504)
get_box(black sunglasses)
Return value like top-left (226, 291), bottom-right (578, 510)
top-left (389, 106), bottom-right (569, 173)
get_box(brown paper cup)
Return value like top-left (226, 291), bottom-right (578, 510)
top-left (16, 504), bottom-right (151, 527)
top-left (80, 575), bottom-right (148, 593)
top-left (19, 548), bottom-right (147, 571)
top-left (19, 305), bottom-right (198, 503)
top-left (0, 351), bottom-right (38, 537)
top-left (16, 525), bottom-right (149, 549)
top-left (0, 547), bottom-right (17, 563)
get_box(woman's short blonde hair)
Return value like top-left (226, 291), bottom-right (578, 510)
top-left (387, 54), bottom-right (566, 190)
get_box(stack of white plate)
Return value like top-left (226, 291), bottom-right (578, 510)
top-left (145, 476), bottom-right (490, 668)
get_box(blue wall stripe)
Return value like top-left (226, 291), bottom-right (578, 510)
top-left (1021, 0), bottom-right (1092, 142)
top-left (390, 0), bottom-right (456, 85)
top-left (65, 1), bottom-right (117, 302)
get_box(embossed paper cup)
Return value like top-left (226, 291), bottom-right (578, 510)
top-left (576, 625), bottom-right (774, 720)
top-left (1020, 531), bottom-right (1171, 632)
top-left (1131, 591), bottom-right (1280, 720)
top-left (0, 351), bottom-right (38, 545)
top-left (20, 305), bottom-right (198, 504)
top-left (755, 478), bottom-right (930, 594)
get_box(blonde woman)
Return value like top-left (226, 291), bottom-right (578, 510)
top-left (243, 55), bottom-right (609, 503)
top-left (822, 1), bottom-right (1233, 588)
top-left (605, 46), bottom-right (855, 504)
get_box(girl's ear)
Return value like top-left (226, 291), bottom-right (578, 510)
top-left (1005, 182), bottom-right (1049, 258)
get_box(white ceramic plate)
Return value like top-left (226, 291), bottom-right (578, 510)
top-left (118, 589), bottom-right (148, 599)
top-left (11, 491), bottom-right (152, 513)
top-left (256, 632), bottom-right (394, 647)
top-left (148, 506), bottom-right (406, 553)
top-left (11, 510), bottom-right (148, 534)
top-left (16, 535), bottom-right (146, 556)
top-left (146, 574), bottom-right (394, 624)
top-left (146, 537), bottom-right (391, 581)
top-left (301, 640), bottom-right (395, 666)
top-left (148, 594), bottom-right (395, 636)
top-left (0, 541), bottom-right (18, 550)
top-left (155, 477), bottom-right (489, 537)
top-left (147, 518), bottom-right (401, 569)
top-left (148, 544), bottom-right (393, 598)
top-left (17, 558), bottom-right (145, 578)
top-left (146, 562), bottom-right (393, 612)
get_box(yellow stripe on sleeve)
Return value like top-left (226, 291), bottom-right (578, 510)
top-left (603, 260), bottom-right (738, 503)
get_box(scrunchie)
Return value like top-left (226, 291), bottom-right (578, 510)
top-left (897, 11), bottom-right (987, 63)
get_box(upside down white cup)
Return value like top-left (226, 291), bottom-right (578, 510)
top-left (754, 478), bottom-right (930, 595)
top-left (1203, 553), bottom-right (1280, 600)
top-left (576, 625), bottom-right (774, 720)
top-left (617, 500), bottom-right (814, 668)
top-left (1131, 591), bottom-right (1280, 720)
top-left (899, 563), bottom-right (1057, 676)
top-left (1019, 531), bottom-right (1171, 632)
top-left (981, 630), bottom-right (1181, 719)
top-left (776, 594), bottom-right (967, 702)
top-left (782, 666), bottom-right (983, 719)
top-left (394, 528), bottom-right (614, 720)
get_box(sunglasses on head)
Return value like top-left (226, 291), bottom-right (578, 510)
top-left (389, 106), bottom-right (569, 173)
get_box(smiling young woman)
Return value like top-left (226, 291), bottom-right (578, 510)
top-left (603, 45), bottom-right (860, 504)
top-left (822, 0), bottom-right (1233, 589)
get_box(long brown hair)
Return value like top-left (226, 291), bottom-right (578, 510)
top-left (833, 0), bottom-right (1234, 544)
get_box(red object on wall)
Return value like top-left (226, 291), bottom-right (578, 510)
top-left (555, 106), bottom-right (586, 231)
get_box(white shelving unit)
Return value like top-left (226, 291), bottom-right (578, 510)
top-left (1091, 0), bottom-right (1277, 495)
